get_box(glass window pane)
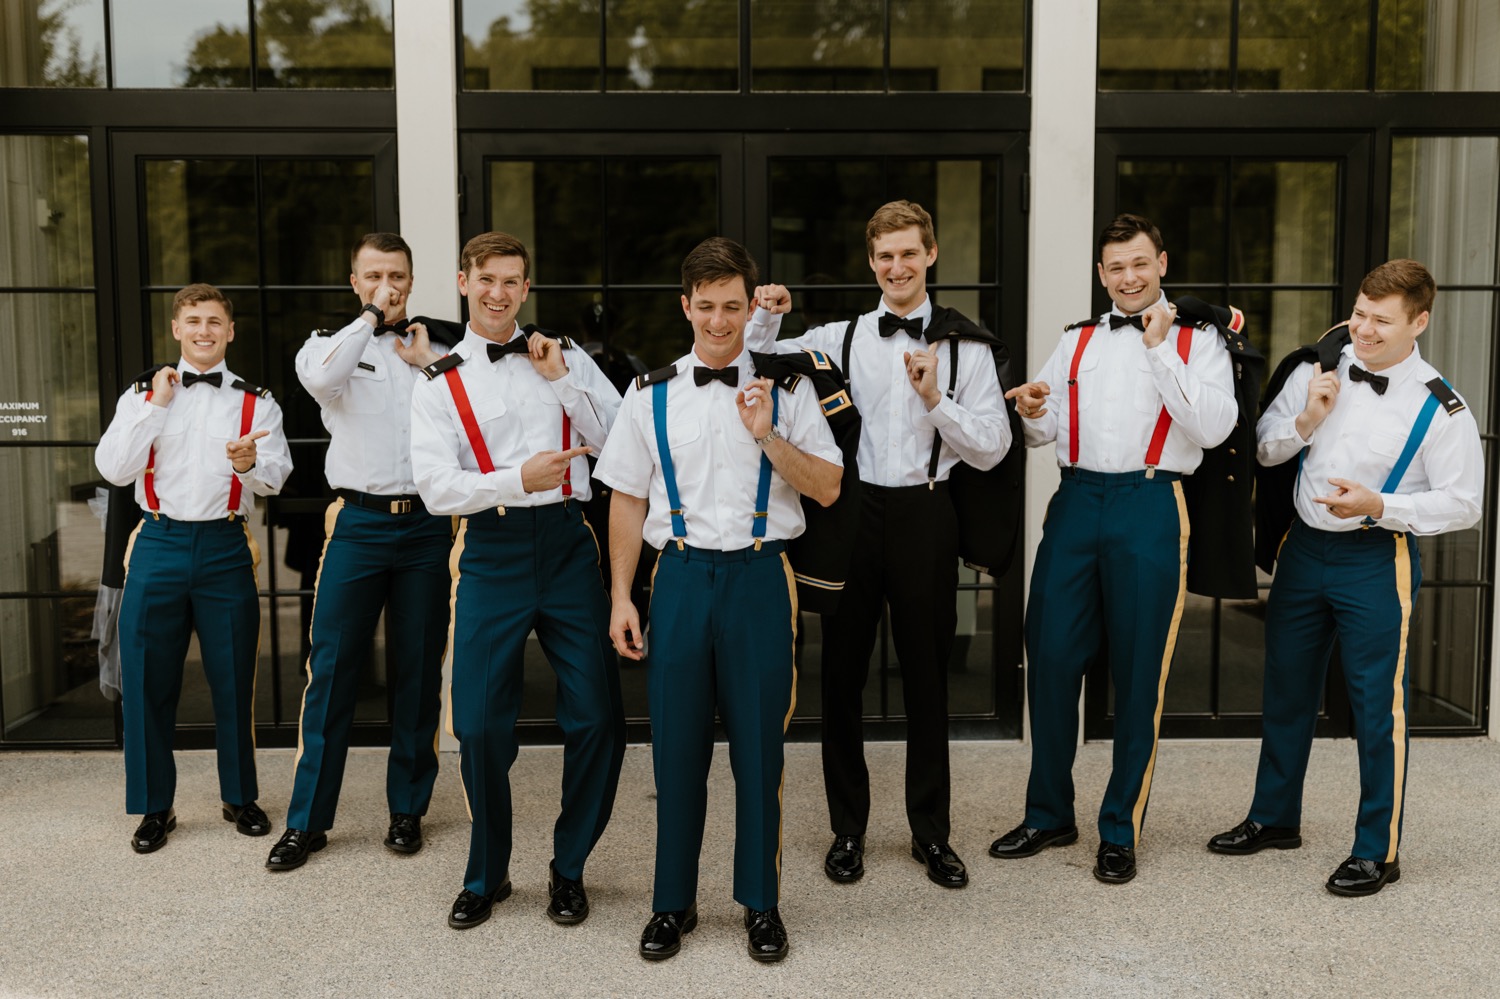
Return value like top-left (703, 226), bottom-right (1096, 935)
top-left (1389, 136), bottom-right (1499, 288)
top-left (605, 159), bottom-right (718, 284)
top-left (0, 0), bottom-right (106, 87)
top-left (770, 159), bottom-right (883, 283)
top-left (112, 0), bottom-right (252, 88)
top-left (890, 0), bottom-right (1024, 92)
top-left (0, 294), bottom-right (101, 441)
top-left (143, 159), bottom-right (259, 287)
top-left (1117, 160), bottom-right (1228, 282)
top-left (1163, 594), bottom-right (1214, 714)
top-left (1098, 0), bottom-right (1230, 91)
top-left (0, 134), bottom-right (94, 289)
top-left (1230, 161), bottom-right (1338, 284)
top-left (255, 0), bottom-right (394, 89)
top-left (1420, 290), bottom-right (1493, 432)
top-left (1231, 289), bottom-right (1335, 392)
top-left (1217, 595), bottom-right (1267, 714)
top-left (0, 593), bottom-right (115, 741)
top-left (752, 0), bottom-right (883, 92)
top-left (490, 159), bottom-right (603, 286)
top-left (605, 0), bottom-right (737, 91)
top-left (0, 447), bottom-right (102, 593)
top-left (603, 289), bottom-right (696, 371)
top-left (462, 0), bottom-right (600, 91)
top-left (1409, 585), bottom-right (1483, 728)
top-left (265, 290), bottom-right (367, 422)
top-left (260, 160), bottom-right (374, 286)
top-left (1237, 0), bottom-right (1368, 90)
top-left (774, 285), bottom-right (872, 339)
top-left (1378, 0), bottom-right (1500, 91)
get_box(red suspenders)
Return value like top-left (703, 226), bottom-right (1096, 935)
top-left (442, 360), bottom-right (574, 493)
top-left (1067, 323), bottom-right (1194, 474)
top-left (142, 386), bottom-right (257, 519)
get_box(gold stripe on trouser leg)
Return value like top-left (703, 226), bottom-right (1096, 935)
top-left (290, 498), bottom-right (344, 777)
top-left (774, 552), bottom-right (800, 896)
top-left (121, 521), bottom-right (145, 588)
top-left (242, 519), bottom-right (264, 748)
top-left (1128, 480), bottom-right (1190, 846)
top-left (445, 519), bottom-right (472, 820)
top-left (1387, 535), bottom-right (1414, 863)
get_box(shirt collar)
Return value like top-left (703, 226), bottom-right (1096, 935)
top-left (1343, 340), bottom-right (1425, 387)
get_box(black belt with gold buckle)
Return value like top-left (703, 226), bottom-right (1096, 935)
top-left (335, 489), bottom-right (424, 515)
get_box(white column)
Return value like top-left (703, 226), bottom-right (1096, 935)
top-left (393, 0), bottom-right (461, 751)
top-left (394, 0), bottom-right (462, 321)
top-left (1024, 0), bottom-right (1098, 744)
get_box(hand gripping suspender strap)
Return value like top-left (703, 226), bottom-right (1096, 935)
top-left (751, 387), bottom-right (781, 548)
top-left (441, 368), bottom-right (497, 473)
top-left (1359, 381), bottom-right (1447, 526)
top-left (652, 380), bottom-right (688, 548)
top-left (923, 338), bottom-right (961, 488)
top-left (1067, 324), bottom-right (1192, 471)
top-left (142, 388), bottom-right (255, 519)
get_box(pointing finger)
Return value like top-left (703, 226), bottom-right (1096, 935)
top-left (560, 446), bottom-right (592, 460)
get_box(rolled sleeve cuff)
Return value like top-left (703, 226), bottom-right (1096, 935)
top-left (494, 467), bottom-right (528, 503)
top-left (922, 396), bottom-right (959, 429)
top-left (595, 466), bottom-right (649, 501)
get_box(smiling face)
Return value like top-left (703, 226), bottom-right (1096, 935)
top-left (869, 226), bottom-right (937, 315)
top-left (458, 253), bottom-right (529, 342)
top-left (350, 246), bottom-right (413, 320)
top-left (1349, 292), bottom-right (1427, 372)
top-left (1097, 233), bottom-right (1168, 315)
top-left (171, 299), bottom-right (235, 372)
top-left (682, 275), bottom-right (749, 368)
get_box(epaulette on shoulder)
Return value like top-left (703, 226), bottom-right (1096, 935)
top-left (1064, 317), bottom-right (1097, 332)
top-left (231, 378), bottom-right (272, 399)
top-left (1426, 378), bottom-right (1466, 417)
top-left (635, 365), bottom-right (678, 391)
top-left (314, 327), bottom-right (337, 337)
top-left (422, 354), bottom-right (464, 381)
top-left (129, 364), bottom-right (173, 393)
top-left (522, 325), bottom-right (576, 351)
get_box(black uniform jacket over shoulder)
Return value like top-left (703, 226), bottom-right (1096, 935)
top-left (1254, 322), bottom-right (1352, 573)
top-left (750, 348), bottom-right (862, 615)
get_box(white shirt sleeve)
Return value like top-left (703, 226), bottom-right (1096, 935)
top-left (95, 389), bottom-right (167, 486)
top-left (295, 317), bottom-right (375, 405)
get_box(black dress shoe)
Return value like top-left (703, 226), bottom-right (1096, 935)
top-left (223, 801), bottom-right (272, 837)
top-left (824, 833), bottom-right (865, 883)
top-left (744, 906), bottom-right (789, 963)
top-left (1093, 841), bottom-right (1137, 884)
top-left (265, 828), bottom-right (328, 871)
top-left (911, 839), bottom-right (968, 888)
top-left (989, 822), bottom-right (1079, 859)
top-left (448, 880), bottom-right (512, 930)
top-left (639, 905), bottom-right (698, 961)
top-left (1326, 856), bottom-right (1400, 897)
top-left (384, 813), bottom-right (423, 854)
top-left (1207, 818), bottom-right (1302, 855)
top-left (131, 810), bottom-right (176, 854)
top-left (547, 862), bottom-right (589, 925)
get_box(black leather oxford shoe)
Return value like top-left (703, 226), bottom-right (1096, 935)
top-left (911, 839), bottom-right (968, 888)
top-left (131, 810), bottom-right (176, 854)
top-left (265, 828), bottom-right (328, 871)
top-left (223, 801), bottom-right (271, 837)
top-left (1326, 856), bottom-right (1400, 897)
top-left (989, 822), bottom-right (1080, 859)
top-left (547, 862), bottom-right (589, 925)
top-left (384, 813), bottom-right (422, 854)
top-left (448, 880), bottom-right (512, 930)
top-left (744, 906), bottom-right (789, 963)
top-left (1093, 841), bottom-right (1137, 884)
top-left (1207, 818), bottom-right (1302, 855)
top-left (639, 905), bottom-right (698, 961)
top-left (824, 833), bottom-right (865, 883)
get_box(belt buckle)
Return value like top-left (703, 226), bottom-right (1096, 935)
top-left (391, 498), bottom-right (412, 514)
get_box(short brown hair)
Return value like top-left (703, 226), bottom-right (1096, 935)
top-left (350, 232), bottom-right (413, 272)
top-left (172, 283), bottom-right (233, 320)
top-left (1098, 213), bottom-right (1164, 258)
top-left (461, 231), bottom-right (531, 280)
top-left (865, 200), bottom-right (935, 257)
top-left (1360, 259), bottom-right (1436, 320)
top-left (681, 236), bottom-right (758, 299)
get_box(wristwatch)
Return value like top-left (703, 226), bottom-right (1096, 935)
top-left (361, 302), bottom-right (384, 324)
top-left (754, 426), bottom-right (783, 447)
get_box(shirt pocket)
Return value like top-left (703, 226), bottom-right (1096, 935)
top-left (1072, 345), bottom-right (1105, 411)
top-left (343, 351), bottom-right (389, 415)
top-left (1368, 431), bottom-right (1408, 461)
top-left (1133, 355), bottom-right (1164, 415)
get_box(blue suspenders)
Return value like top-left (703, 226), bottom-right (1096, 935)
top-left (652, 378), bottom-right (779, 550)
top-left (1359, 385), bottom-right (1444, 526)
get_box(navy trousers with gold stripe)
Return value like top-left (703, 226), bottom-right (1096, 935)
top-left (1250, 518), bottom-right (1421, 863)
top-left (449, 504), bottom-right (625, 896)
top-left (646, 541), bottom-right (797, 913)
top-left (1023, 468), bottom-right (1189, 848)
top-left (286, 498), bottom-right (450, 833)
top-left (119, 516), bottom-right (261, 814)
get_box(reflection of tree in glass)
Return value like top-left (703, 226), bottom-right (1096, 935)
top-left (183, 0), bottom-right (393, 89)
top-left (33, 0), bottom-right (104, 87)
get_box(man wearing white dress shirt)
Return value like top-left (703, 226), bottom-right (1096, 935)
top-left (410, 231), bottom-right (626, 931)
top-left (597, 236), bottom-right (842, 963)
top-left (1208, 259), bottom-right (1482, 896)
top-left (745, 201), bottom-right (1010, 890)
top-left (96, 283), bottom-right (291, 853)
top-left (266, 233), bottom-right (452, 873)
top-left (998, 214), bottom-right (1237, 885)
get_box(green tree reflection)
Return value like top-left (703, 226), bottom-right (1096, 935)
top-left (183, 0), bottom-right (393, 89)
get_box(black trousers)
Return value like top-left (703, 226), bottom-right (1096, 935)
top-left (820, 481), bottom-right (959, 844)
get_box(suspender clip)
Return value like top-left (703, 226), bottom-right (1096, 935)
top-left (754, 538), bottom-right (763, 551)
top-left (674, 538), bottom-right (685, 551)
top-left (1144, 466), bottom-right (1156, 480)
top-left (150, 511), bottom-right (160, 521)
top-left (495, 505), bottom-right (506, 516)
top-left (928, 477), bottom-right (936, 491)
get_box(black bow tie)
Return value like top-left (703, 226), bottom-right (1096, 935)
top-left (374, 319), bottom-right (411, 336)
top-left (486, 335), bottom-right (530, 362)
top-left (1108, 313), bottom-right (1146, 331)
top-left (1348, 364), bottom-right (1389, 395)
top-left (181, 371), bottom-right (222, 388)
top-left (694, 365), bottom-right (738, 388)
top-left (878, 313), bottom-right (924, 338)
